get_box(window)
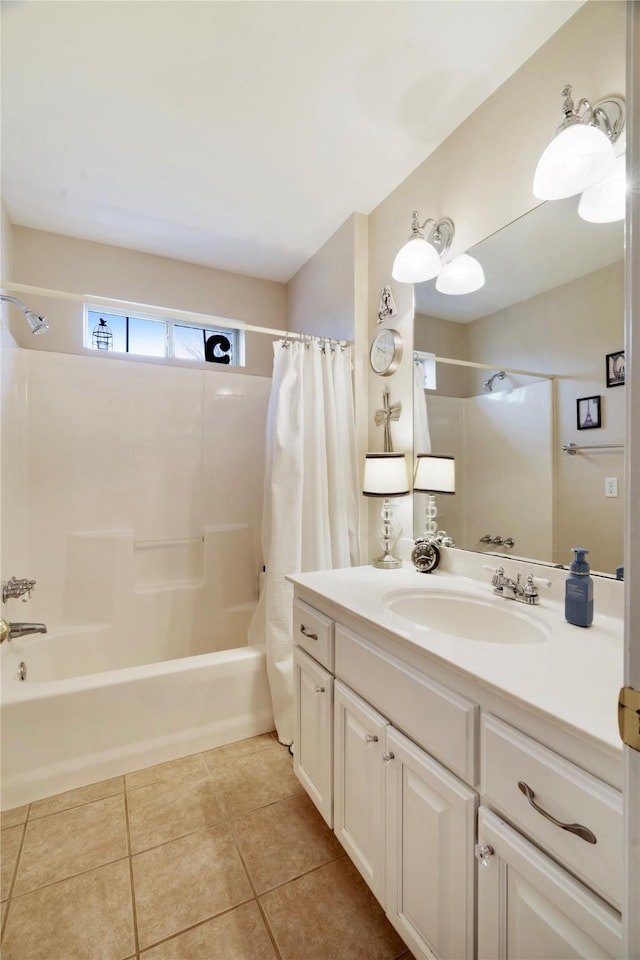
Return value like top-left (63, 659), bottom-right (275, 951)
top-left (85, 308), bottom-right (240, 366)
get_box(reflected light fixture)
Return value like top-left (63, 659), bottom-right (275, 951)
top-left (0, 294), bottom-right (49, 335)
top-left (362, 452), bottom-right (410, 569)
top-left (436, 253), bottom-right (485, 295)
top-left (533, 84), bottom-right (625, 201)
top-left (392, 212), bottom-right (454, 284)
top-left (413, 453), bottom-right (455, 545)
top-left (578, 153), bottom-right (626, 223)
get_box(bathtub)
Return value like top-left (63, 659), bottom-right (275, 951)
top-left (0, 624), bottom-right (274, 809)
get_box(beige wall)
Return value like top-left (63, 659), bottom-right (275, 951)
top-left (367, 0), bottom-right (626, 559)
top-left (10, 227), bottom-right (287, 378)
top-left (414, 313), bottom-right (469, 398)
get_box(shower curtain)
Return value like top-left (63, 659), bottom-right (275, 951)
top-left (414, 359), bottom-right (432, 454)
top-left (248, 339), bottom-right (360, 744)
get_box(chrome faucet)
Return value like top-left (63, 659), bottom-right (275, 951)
top-left (485, 566), bottom-right (551, 605)
top-left (2, 576), bottom-right (37, 603)
top-left (0, 619), bottom-right (47, 643)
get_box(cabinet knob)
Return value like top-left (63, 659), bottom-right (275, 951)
top-left (474, 844), bottom-right (494, 867)
top-left (314, 685), bottom-right (325, 694)
top-left (364, 734), bottom-right (378, 743)
top-left (382, 751), bottom-right (395, 763)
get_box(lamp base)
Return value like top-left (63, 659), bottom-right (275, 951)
top-left (372, 553), bottom-right (402, 570)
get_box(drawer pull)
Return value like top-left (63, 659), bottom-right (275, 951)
top-left (382, 751), bottom-right (395, 763)
top-left (314, 685), bottom-right (325, 694)
top-left (518, 781), bottom-right (597, 844)
top-left (364, 734), bottom-right (379, 743)
top-left (300, 624), bottom-right (318, 641)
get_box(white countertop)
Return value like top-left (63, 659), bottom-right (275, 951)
top-left (288, 555), bottom-right (624, 754)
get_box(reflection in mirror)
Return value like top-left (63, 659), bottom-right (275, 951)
top-left (413, 196), bottom-right (624, 576)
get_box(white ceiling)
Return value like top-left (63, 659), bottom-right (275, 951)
top-left (1, 0), bottom-right (583, 284)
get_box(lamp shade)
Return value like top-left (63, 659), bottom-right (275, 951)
top-left (533, 123), bottom-right (616, 200)
top-left (363, 453), bottom-right (410, 497)
top-left (413, 454), bottom-right (455, 494)
top-left (578, 153), bottom-right (626, 223)
top-left (435, 254), bottom-right (485, 295)
top-left (392, 237), bottom-right (442, 284)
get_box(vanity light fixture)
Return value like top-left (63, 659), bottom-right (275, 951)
top-left (392, 212), bottom-right (485, 294)
top-left (413, 453), bottom-right (455, 544)
top-left (578, 153), bottom-right (626, 223)
top-left (363, 452), bottom-right (410, 569)
top-left (533, 84), bottom-right (625, 201)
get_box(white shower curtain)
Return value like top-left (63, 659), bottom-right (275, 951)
top-left (248, 340), bottom-right (360, 744)
top-left (414, 360), bottom-right (432, 454)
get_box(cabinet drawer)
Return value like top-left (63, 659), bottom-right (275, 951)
top-left (335, 625), bottom-right (478, 785)
top-left (293, 598), bottom-right (334, 670)
top-left (481, 714), bottom-right (623, 909)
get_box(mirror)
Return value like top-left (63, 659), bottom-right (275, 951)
top-left (413, 196), bottom-right (625, 576)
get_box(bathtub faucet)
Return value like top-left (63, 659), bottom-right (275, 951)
top-left (0, 619), bottom-right (47, 643)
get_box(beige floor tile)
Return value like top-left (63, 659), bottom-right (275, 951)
top-left (1, 805), bottom-right (29, 829)
top-left (202, 733), bottom-right (277, 769)
top-left (30, 776), bottom-right (124, 820)
top-left (125, 752), bottom-right (209, 791)
top-left (1, 825), bottom-right (24, 901)
top-left (140, 901), bottom-right (277, 959)
top-left (132, 825), bottom-right (253, 949)
top-left (233, 792), bottom-right (343, 893)
top-left (13, 794), bottom-right (128, 896)
top-left (127, 776), bottom-right (227, 853)
top-left (260, 857), bottom-right (405, 960)
top-left (1, 858), bottom-right (135, 960)
top-left (206, 743), bottom-right (302, 816)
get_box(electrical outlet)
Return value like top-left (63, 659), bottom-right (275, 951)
top-left (605, 477), bottom-right (618, 498)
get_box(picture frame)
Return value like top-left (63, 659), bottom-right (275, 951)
top-left (605, 350), bottom-right (625, 387)
top-left (576, 395), bottom-right (601, 430)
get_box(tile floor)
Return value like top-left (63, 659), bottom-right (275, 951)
top-left (0, 733), bottom-right (412, 960)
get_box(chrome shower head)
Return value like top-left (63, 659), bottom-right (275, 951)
top-left (0, 294), bottom-right (49, 335)
top-left (483, 370), bottom-right (506, 392)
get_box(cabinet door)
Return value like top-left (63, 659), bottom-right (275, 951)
top-left (477, 807), bottom-right (623, 960)
top-left (334, 680), bottom-right (388, 904)
top-left (293, 645), bottom-right (333, 826)
top-left (385, 726), bottom-right (476, 960)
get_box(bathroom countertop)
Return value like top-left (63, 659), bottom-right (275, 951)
top-left (287, 560), bottom-right (624, 755)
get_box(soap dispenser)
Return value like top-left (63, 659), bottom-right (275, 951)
top-left (565, 548), bottom-right (593, 627)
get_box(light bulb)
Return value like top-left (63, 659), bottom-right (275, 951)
top-left (533, 123), bottom-right (616, 200)
top-left (435, 254), bottom-right (485, 295)
top-left (392, 236), bottom-right (442, 284)
top-left (578, 154), bottom-right (626, 223)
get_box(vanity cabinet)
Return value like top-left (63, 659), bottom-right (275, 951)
top-left (293, 645), bottom-right (333, 827)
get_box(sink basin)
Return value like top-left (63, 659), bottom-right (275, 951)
top-left (384, 590), bottom-right (549, 645)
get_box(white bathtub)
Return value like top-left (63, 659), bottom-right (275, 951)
top-left (0, 625), bottom-right (274, 809)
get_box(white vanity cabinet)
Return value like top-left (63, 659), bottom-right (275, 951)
top-left (293, 645), bottom-right (334, 826)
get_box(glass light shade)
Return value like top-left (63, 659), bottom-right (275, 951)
top-left (578, 154), bottom-right (626, 223)
top-left (533, 123), bottom-right (616, 200)
top-left (435, 254), bottom-right (485, 295)
top-left (392, 236), bottom-right (442, 284)
top-left (413, 454), bottom-right (455, 494)
top-left (362, 453), bottom-right (410, 496)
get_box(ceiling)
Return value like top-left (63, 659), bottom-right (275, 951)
top-left (1, 0), bottom-right (583, 284)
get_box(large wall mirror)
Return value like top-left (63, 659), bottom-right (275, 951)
top-left (413, 196), bottom-right (624, 576)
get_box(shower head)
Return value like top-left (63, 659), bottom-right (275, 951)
top-left (483, 370), bottom-right (506, 392)
top-left (0, 294), bottom-right (49, 335)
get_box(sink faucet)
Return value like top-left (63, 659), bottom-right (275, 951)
top-left (485, 566), bottom-right (551, 605)
top-left (0, 619), bottom-right (48, 643)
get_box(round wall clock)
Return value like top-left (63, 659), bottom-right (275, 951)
top-left (369, 328), bottom-right (403, 377)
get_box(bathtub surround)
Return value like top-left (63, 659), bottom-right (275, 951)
top-left (249, 340), bottom-right (360, 744)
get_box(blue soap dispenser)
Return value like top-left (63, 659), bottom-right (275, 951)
top-left (565, 548), bottom-right (593, 627)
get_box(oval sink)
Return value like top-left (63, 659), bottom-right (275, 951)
top-left (384, 590), bottom-right (549, 645)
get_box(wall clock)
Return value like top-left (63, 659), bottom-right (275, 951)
top-left (369, 328), bottom-right (403, 377)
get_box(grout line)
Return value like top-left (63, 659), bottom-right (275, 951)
top-left (7, 855), bottom-right (131, 903)
top-left (137, 899), bottom-right (258, 957)
top-left (2, 810), bottom-right (30, 922)
top-left (123, 789), bottom-right (141, 958)
top-left (27, 778), bottom-right (125, 821)
top-left (229, 829), bottom-right (282, 960)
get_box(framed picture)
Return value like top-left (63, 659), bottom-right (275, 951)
top-left (606, 350), bottom-right (625, 387)
top-left (577, 395), bottom-right (601, 430)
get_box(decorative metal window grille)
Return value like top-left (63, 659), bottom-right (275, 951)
top-left (85, 309), bottom-right (239, 365)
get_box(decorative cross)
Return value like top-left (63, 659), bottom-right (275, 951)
top-left (374, 386), bottom-right (402, 452)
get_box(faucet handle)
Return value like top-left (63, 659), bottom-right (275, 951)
top-left (527, 574), bottom-right (552, 589)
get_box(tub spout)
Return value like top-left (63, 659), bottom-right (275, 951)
top-left (4, 621), bottom-right (48, 640)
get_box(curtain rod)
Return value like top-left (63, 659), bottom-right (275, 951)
top-left (1, 281), bottom-right (350, 347)
top-left (413, 349), bottom-right (554, 380)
